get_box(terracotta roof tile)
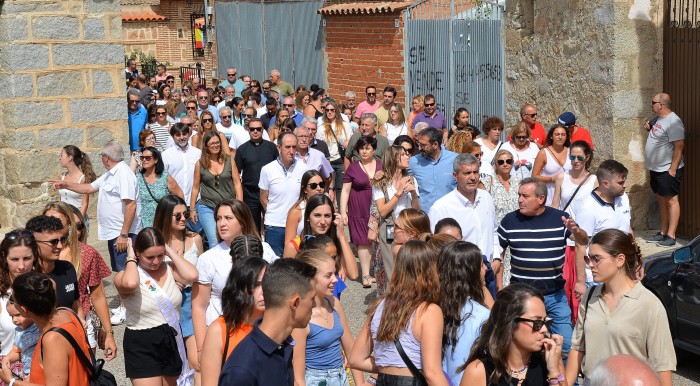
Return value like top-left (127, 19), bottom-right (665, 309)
top-left (318, 2), bottom-right (413, 15)
top-left (122, 12), bottom-right (168, 22)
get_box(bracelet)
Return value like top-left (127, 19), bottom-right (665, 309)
top-left (547, 373), bottom-right (565, 385)
top-left (8, 378), bottom-right (15, 386)
top-left (105, 329), bottom-right (114, 334)
top-left (366, 376), bottom-right (377, 385)
top-left (125, 259), bottom-right (138, 266)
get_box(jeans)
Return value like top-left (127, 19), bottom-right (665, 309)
top-left (265, 225), bottom-right (286, 256)
top-left (376, 373), bottom-right (422, 386)
top-left (482, 256), bottom-right (497, 299)
top-left (544, 289), bottom-right (573, 364)
top-left (107, 233), bottom-right (136, 272)
top-left (305, 367), bottom-right (349, 386)
top-left (197, 202), bottom-right (218, 250)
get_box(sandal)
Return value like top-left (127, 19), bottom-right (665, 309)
top-left (362, 275), bottom-right (373, 288)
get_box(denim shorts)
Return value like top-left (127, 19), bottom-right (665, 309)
top-left (179, 287), bottom-right (194, 337)
top-left (376, 373), bottom-right (423, 386)
top-left (305, 367), bottom-right (349, 386)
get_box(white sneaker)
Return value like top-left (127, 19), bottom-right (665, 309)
top-left (110, 307), bottom-right (126, 325)
top-left (110, 306), bottom-right (123, 315)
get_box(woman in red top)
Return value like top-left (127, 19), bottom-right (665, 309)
top-left (1, 271), bottom-right (91, 386)
top-left (199, 250), bottom-right (268, 386)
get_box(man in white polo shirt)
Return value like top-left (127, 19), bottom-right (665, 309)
top-left (162, 122), bottom-right (202, 233)
top-left (259, 132), bottom-right (309, 255)
top-left (574, 159), bottom-right (632, 291)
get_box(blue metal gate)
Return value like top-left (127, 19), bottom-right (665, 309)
top-left (215, 1), bottom-right (325, 87)
top-left (404, 0), bottom-right (504, 124)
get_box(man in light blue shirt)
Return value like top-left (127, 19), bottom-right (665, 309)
top-left (196, 89), bottom-right (220, 123)
top-left (218, 67), bottom-right (246, 97)
top-left (408, 127), bottom-right (458, 212)
top-left (127, 89), bottom-right (147, 151)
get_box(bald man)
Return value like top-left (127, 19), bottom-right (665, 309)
top-left (584, 355), bottom-right (661, 386)
top-left (644, 93), bottom-right (685, 247)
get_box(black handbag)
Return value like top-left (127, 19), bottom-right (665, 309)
top-left (44, 327), bottom-right (117, 386)
top-left (394, 338), bottom-right (428, 386)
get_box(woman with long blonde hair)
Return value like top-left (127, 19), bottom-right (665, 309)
top-left (318, 100), bottom-right (353, 200)
top-left (192, 110), bottom-right (230, 155)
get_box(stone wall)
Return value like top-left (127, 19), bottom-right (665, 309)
top-left (0, 0), bottom-right (127, 227)
top-left (504, 0), bottom-right (664, 230)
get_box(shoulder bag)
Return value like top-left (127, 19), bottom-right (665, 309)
top-left (394, 338), bottom-right (428, 386)
top-left (562, 173), bottom-right (593, 211)
top-left (328, 126), bottom-right (346, 159)
top-left (43, 326), bottom-right (117, 386)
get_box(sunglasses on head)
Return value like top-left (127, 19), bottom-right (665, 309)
top-left (5, 229), bottom-right (33, 241)
top-left (37, 236), bottom-right (68, 247)
top-left (307, 181), bottom-right (326, 189)
top-left (497, 159), bottom-right (514, 165)
top-left (569, 155), bottom-right (585, 162)
top-left (515, 317), bottom-right (553, 332)
top-left (173, 212), bottom-right (190, 221)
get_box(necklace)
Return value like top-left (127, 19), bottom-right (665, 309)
top-left (509, 362), bottom-right (529, 376)
top-left (171, 232), bottom-right (186, 255)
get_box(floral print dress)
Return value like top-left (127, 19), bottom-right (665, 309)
top-left (482, 173), bottom-right (520, 286)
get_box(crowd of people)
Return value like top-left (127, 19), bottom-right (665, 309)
top-left (0, 65), bottom-right (683, 385)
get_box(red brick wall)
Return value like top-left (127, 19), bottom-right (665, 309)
top-left (324, 13), bottom-right (405, 105)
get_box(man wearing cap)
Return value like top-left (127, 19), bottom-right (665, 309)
top-left (558, 112), bottom-right (594, 150)
top-left (517, 103), bottom-right (547, 148)
top-left (644, 93), bottom-right (685, 247)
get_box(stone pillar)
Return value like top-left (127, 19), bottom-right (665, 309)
top-left (504, 0), bottom-right (663, 229)
top-left (0, 0), bottom-right (127, 227)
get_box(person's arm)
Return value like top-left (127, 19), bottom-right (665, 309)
top-left (167, 175), bottom-right (185, 199)
top-left (348, 319), bottom-right (377, 373)
top-left (220, 133), bottom-right (231, 155)
top-left (230, 160), bottom-right (244, 200)
top-left (260, 189), bottom-right (269, 211)
top-left (166, 243), bottom-right (198, 285)
top-left (531, 149), bottom-right (550, 183)
top-left (551, 173), bottom-right (565, 209)
top-left (335, 216), bottom-right (359, 280)
top-left (191, 282), bottom-right (212, 357)
top-left (333, 298), bottom-right (365, 385)
top-left (668, 140), bottom-right (684, 177)
top-left (2, 349), bottom-right (20, 369)
top-left (80, 193), bottom-right (90, 220)
top-left (130, 154), bottom-right (139, 172)
top-left (416, 304), bottom-right (450, 386)
top-left (200, 321), bottom-right (225, 386)
top-left (340, 182), bottom-right (352, 225)
top-left (190, 161), bottom-right (202, 223)
top-left (89, 281), bottom-right (117, 360)
top-left (283, 241), bottom-right (299, 258)
top-left (565, 349), bottom-right (584, 386)
top-left (113, 239), bottom-right (139, 297)
top-left (659, 371), bottom-right (673, 386)
top-left (284, 206), bottom-right (302, 246)
top-left (291, 326), bottom-right (310, 386)
top-left (344, 155), bottom-right (351, 170)
top-left (564, 216), bottom-right (588, 246)
top-left (115, 199), bottom-right (136, 252)
top-left (574, 244), bottom-right (587, 299)
top-left (49, 179), bottom-right (98, 195)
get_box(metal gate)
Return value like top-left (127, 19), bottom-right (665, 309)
top-left (215, 1), bottom-right (325, 87)
top-left (664, 0), bottom-right (700, 237)
top-left (404, 0), bottom-right (504, 124)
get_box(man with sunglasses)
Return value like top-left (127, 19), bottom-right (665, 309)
top-left (196, 90), bottom-right (220, 123)
top-left (516, 103), bottom-right (546, 148)
top-left (235, 118), bottom-right (279, 232)
top-left (229, 107), bottom-right (271, 156)
top-left (155, 64), bottom-right (173, 84)
top-left (497, 177), bottom-right (589, 364)
top-left (270, 96), bottom-right (303, 127)
top-left (354, 85), bottom-right (380, 124)
top-left (411, 94), bottom-right (446, 132)
top-left (127, 88), bottom-right (148, 151)
top-left (557, 112), bottom-right (594, 150)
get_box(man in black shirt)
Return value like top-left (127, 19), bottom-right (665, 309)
top-left (235, 117), bottom-right (279, 233)
top-left (26, 215), bottom-right (80, 314)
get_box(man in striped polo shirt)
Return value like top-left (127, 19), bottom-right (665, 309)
top-left (497, 177), bottom-right (589, 362)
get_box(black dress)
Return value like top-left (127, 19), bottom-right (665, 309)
top-left (481, 353), bottom-right (547, 386)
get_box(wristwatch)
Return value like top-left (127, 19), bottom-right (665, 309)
top-left (120, 233), bottom-right (129, 238)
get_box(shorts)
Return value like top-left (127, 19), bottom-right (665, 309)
top-left (179, 287), bottom-right (194, 337)
top-left (650, 168), bottom-right (683, 197)
top-left (124, 324), bottom-right (183, 379)
top-left (306, 367), bottom-right (349, 386)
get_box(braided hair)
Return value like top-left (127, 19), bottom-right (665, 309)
top-left (229, 235), bottom-right (264, 264)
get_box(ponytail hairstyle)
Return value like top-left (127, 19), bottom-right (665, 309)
top-left (62, 145), bottom-right (96, 183)
top-left (589, 229), bottom-right (643, 280)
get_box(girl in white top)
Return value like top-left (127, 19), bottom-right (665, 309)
top-left (58, 145), bottom-right (96, 231)
top-left (381, 102), bottom-right (409, 144)
top-left (191, 200), bottom-right (278, 365)
top-left (115, 228), bottom-right (198, 385)
top-left (502, 122), bottom-right (540, 180)
top-left (532, 124), bottom-right (572, 206)
top-left (317, 101), bottom-right (353, 164)
top-left (475, 116), bottom-right (505, 178)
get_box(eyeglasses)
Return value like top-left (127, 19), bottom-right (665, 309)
top-left (140, 155), bottom-right (154, 161)
top-left (227, 73), bottom-right (236, 77)
top-left (249, 126), bottom-right (264, 132)
top-left (297, 135), bottom-right (311, 140)
top-left (367, 92), bottom-right (376, 96)
top-left (424, 102), bottom-right (435, 107)
top-left (76, 222), bottom-right (85, 231)
top-left (569, 155), bottom-right (585, 162)
top-left (283, 104), bottom-right (294, 108)
top-left (4, 229), bottom-right (33, 241)
top-left (157, 112), bottom-right (167, 116)
top-left (197, 95), bottom-right (209, 100)
top-left (128, 99), bottom-right (140, 104)
top-left (208, 141), bottom-right (221, 147)
top-left (402, 147), bottom-right (413, 154)
top-left (201, 118), bottom-right (214, 123)
top-left (651, 101), bottom-right (662, 106)
top-left (390, 110), bottom-right (398, 114)
top-left (36, 236), bottom-right (68, 247)
top-left (584, 254), bottom-right (613, 266)
top-left (172, 212), bottom-right (190, 221)
top-left (524, 113), bottom-right (537, 117)
top-left (417, 142), bottom-right (431, 149)
top-left (221, 115), bottom-right (231, 119)
top-left (497, 159), bottom-right (514, 165)
top-left (472, 152), bottom-right (483, 159)
top-left (325, 108), bottom-right (335, 112)
top-left (242, 113), bottom-right (255, 118)
top-left (515, 136), bottom-right (529, 140)
top-left (307, 181), bottom-right (326, 189)
top-left (516, 317), bottom-right (553, 332)
top-left (186, 106), bottom-right (197, 110)
top-left (167, 80), bottom-right (175, 83)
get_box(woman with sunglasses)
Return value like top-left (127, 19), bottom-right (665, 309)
top-left (129, 129), bottom-right (157, 172)
top-left (182, 81), bottom-right (194, 97)
top-left (190, 130), bottom-right (244, 248)
top-left (502, 122), bottom-right (540, 180)
top-left (392, 135), bottom-right (416, 156)
top-left (184, 97), bottom-right (199, 120)
top-left (249, 80), bottom-right (262, 95)
top-left (382, 102), bottom-right (409, 144)
top-left (58, 145), bottom-right (96, 233)
top-left (565, 229), bottom-right (675, 386)
top-left (192, 110), bottom-right (231, 155)
top-left (284, 170), bottom-right (327, 247)
top-left (43, 202), bottom-right (117, 359)
top-left (459, 283), bottom-right (565, 386)
top-left (148, 105), bottom-right (171, 151)
top-left (318, 100), bottom-right (353, 201)
top-left (0, 230), bottom-right (42, 381)
top-left (482, 149), bottom-right (520, 286)
top-left (475, 116), bottom-right (505, 177)
top-left (136, 146), bottom-right (184, 228)
top-left (532, 124), bottom-right (572, 206)
top-left (341, 136), bottom-right (382, 288)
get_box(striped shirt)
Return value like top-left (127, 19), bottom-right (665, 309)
top-left (498, 207), bottom-right (571, 294)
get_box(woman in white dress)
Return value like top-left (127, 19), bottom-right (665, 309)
top-left (532, 124), bottom-right (572, 206)
top-left (58, 145), bottom-right (97, 232)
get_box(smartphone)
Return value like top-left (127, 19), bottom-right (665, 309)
top-left (386, 225), bottom-right (395, 242)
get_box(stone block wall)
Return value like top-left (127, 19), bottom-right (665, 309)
top-left (0, 0), bottom-right (127, 227)
top-left (504, 0), bottom-right (663, 230)
top-left (323, 13), bottom-right (406, 104)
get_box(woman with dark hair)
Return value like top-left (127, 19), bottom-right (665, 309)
top-left (226, 96), bottom-right (245, 126)
top-left (153, 195), bottom-right (203, 380)
top-left (392, 135), bottom-right (416, 156)
top-left (116, 228), bottom-right (198, 386)
top-left (475, 116), bottom-right (505, 177)
top-left (382, 102), bottom-right (409, 144)
top-left (148, 104), bottom-right (172, 150)
top-left (157, 84), bottom-right (171, 106)
top-left (192, 200), bottom-right (277, 372)
top-left (448, 107), bottom-right (480, 142)
top-left (565, 229), bottom-right (675, 386)
top-left (199, 257), bottom-right (268, 386)
top-left (129, 128), bottom-right (157, 172)
top-left (304, 87), bottom-right (326, 119)
top-left (268, 109), bottom-right (291, 142)
top-left (284, 170), bottom-right (327, 246)
top-left (341, 135), bottom-right (382, 288)
top-left (293, 249), bottom-right (363, 386)
top-left (532, 124), bottom-right (572, 206)
top-left (0, 272), bottom-right (92, 386)
top-left (58, 145), bottom-right (96, 231)
top-left (137, 146), bottom-right (184, 228)
top-left (350, 240), bottom-right (449, 386)
top-left (459, 283), bottom-right (565, 386)
top-left (439, 241), bottom-right (490, 385)
top-left (0, 230), bottom-right (42, 381)
top-left (190, 131), bottom-right (243, 247)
